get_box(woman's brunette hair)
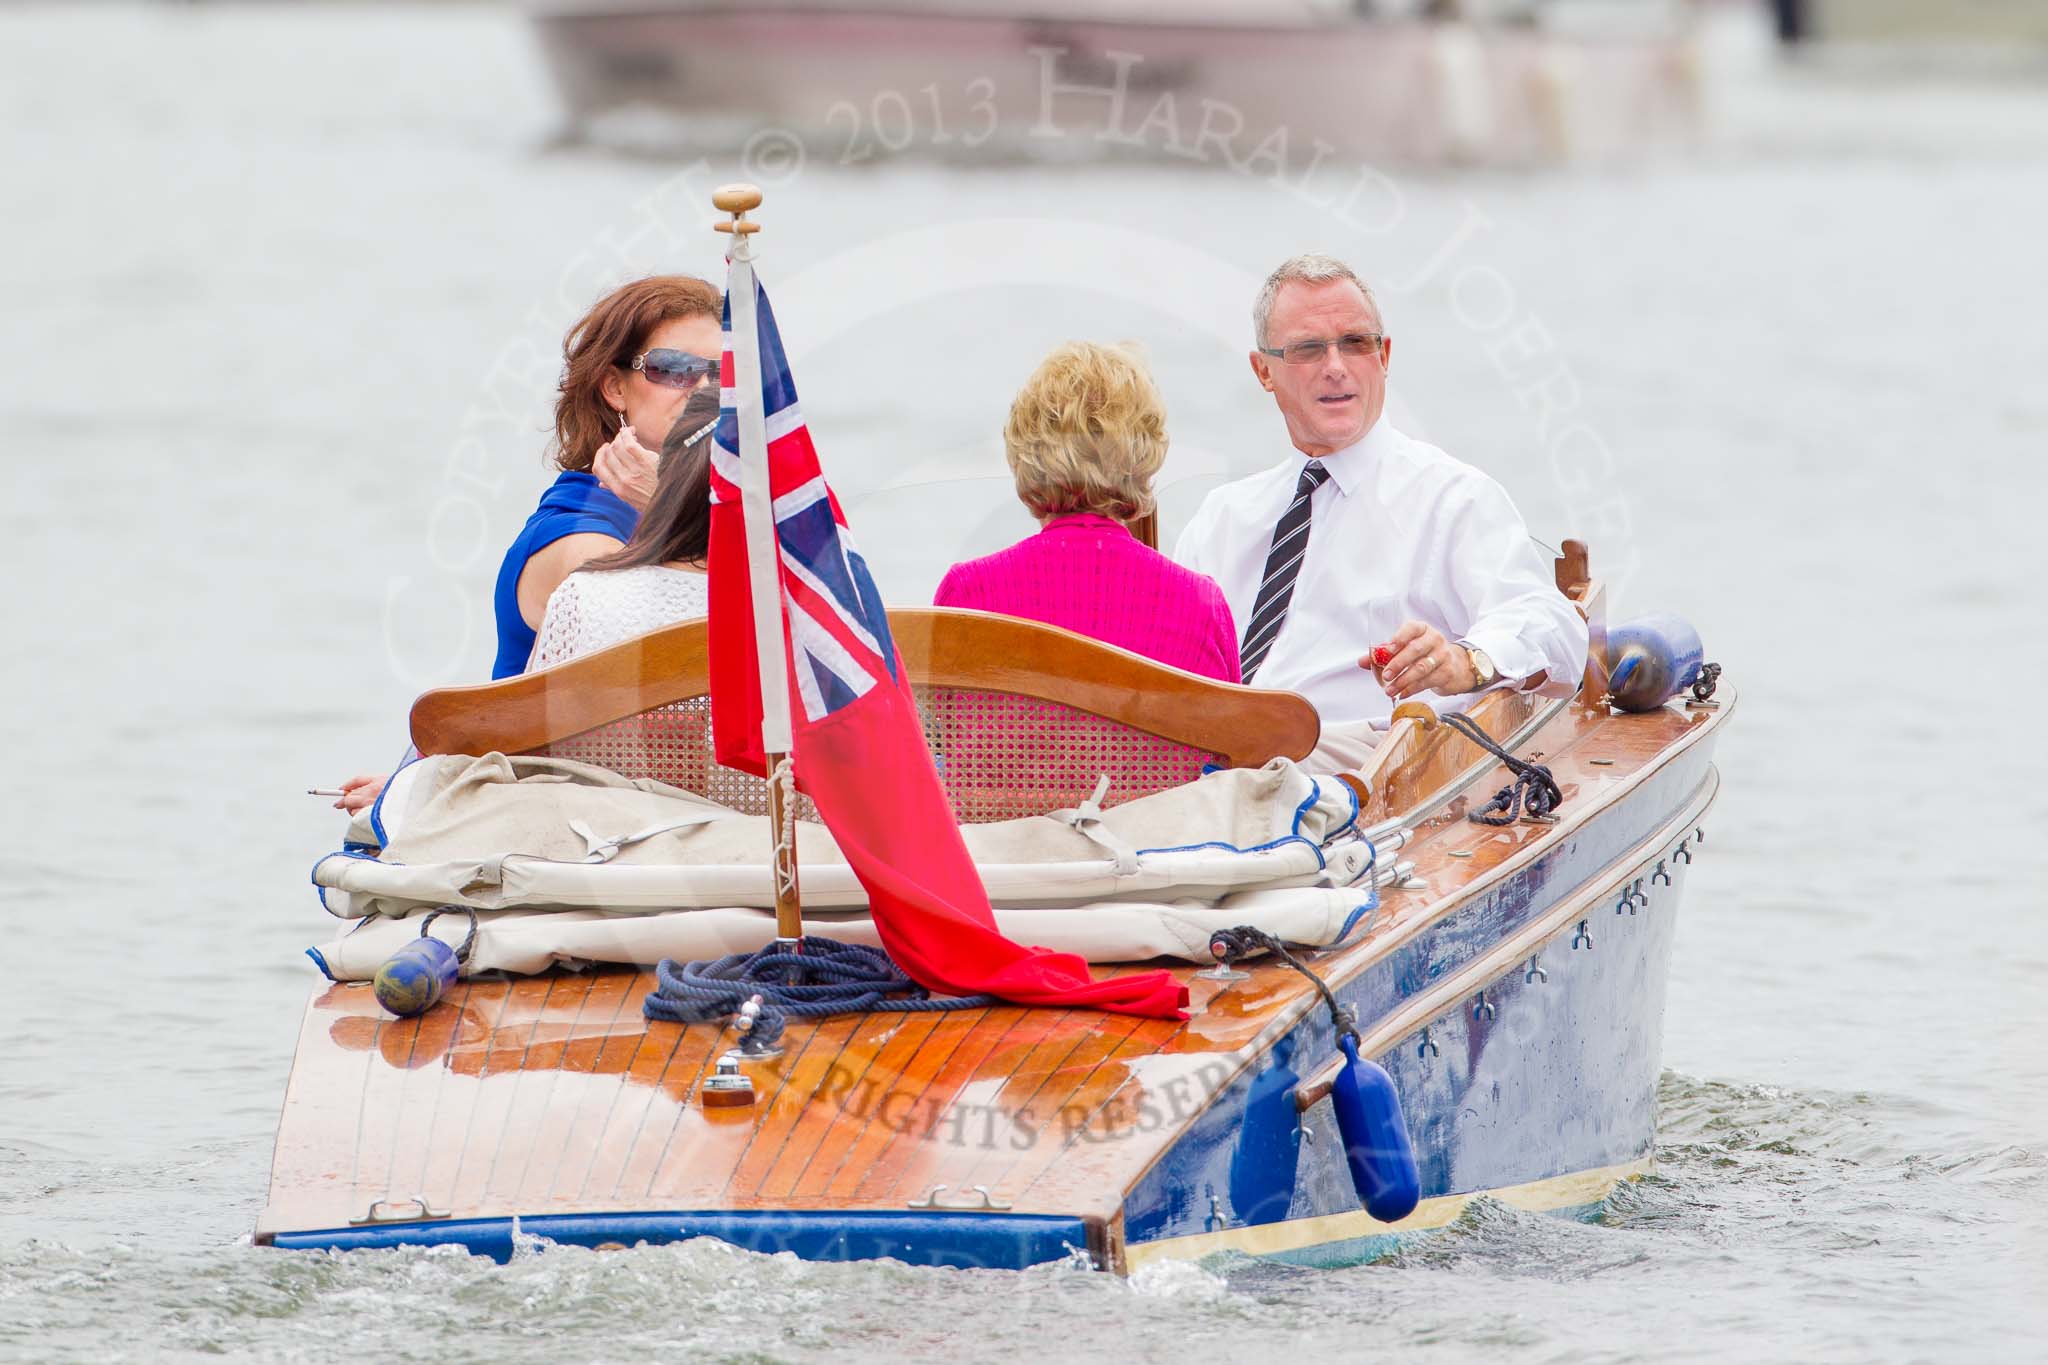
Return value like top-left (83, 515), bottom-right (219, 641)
top-left (552, 274), bottom-right (722, 472)
top-left (583, 387), bottom-right (720, 573)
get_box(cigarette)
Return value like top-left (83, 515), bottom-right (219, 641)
top-left (307, 787), bottom-right (346, 797)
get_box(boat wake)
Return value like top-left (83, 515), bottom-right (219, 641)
top-left (4, 1064), bottom-right (2042, 1365)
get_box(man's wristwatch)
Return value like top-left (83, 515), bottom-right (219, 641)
top-left (1460, 643), bottom-right (1499, 692)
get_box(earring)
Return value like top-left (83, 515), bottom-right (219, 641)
top-left (613, 409), bottom-right (627, 431)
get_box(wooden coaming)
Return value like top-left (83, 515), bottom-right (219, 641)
top-left (258, 689), bottom-right (1731, 1243)
top-left (1555, 537), bottom-right (1609, 700)
top-left (1353, 690), bottom-right (1538, 825)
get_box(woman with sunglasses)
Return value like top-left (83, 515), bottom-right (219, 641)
top-left (489, 274), bottom-right (725, 681)
top-left (526, 385), bottom-right (719, 670)
top-left (329, 276), bottom-right (724, 815)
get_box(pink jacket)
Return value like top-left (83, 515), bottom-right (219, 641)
top-left (934, 514), bottom-right (1242, 683)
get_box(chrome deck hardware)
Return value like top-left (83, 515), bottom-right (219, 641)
top-left (351, 1196), bottom-right (449, 1225)
top-left (907, 1184), bottom-right (1013, 1212)
top-left (701, 1055), bottom-right (758, 1108)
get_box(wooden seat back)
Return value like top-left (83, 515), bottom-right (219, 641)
top-left (408, 608), bottom-right (1321, 824)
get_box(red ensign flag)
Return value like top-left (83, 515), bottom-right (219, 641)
top-left (704, 265), bottom-right (1186, 1021)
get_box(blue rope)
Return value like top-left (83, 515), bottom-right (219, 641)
top-left (1441, 711), bottom-right (1563, 827)
top-left (642, 937), bottom-right (995, 1049)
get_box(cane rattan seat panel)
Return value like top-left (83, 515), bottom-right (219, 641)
top-left (543, 697), bottom-right (820, 824)
top-left (543, 686), bottom-right (1219, 824)
top-left (923, 688), bottom-right (1217, 822)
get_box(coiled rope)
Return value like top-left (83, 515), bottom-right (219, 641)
top-left (1440, 710), bottom-right (1563, 827)
top-left (642, 937), bottom-right (994, 1050)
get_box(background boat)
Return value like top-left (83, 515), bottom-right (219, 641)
top-left (529, 0), bottom-right (1722, 165)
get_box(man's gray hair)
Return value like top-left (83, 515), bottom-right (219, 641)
top-left (1252, 253), bottom-right (1382, 348)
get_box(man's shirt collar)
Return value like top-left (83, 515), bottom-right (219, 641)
top-left (1300, 416), bottom-right (1393, 497)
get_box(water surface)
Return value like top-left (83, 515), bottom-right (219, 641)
top-left (2, 5), bottom-right (2043, 1360)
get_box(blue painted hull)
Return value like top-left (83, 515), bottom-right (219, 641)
top-left (1121, 745), bottom-right (1719, 1267)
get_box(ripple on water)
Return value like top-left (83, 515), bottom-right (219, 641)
top-left (9, 1069), bottom-right (2042, 1365)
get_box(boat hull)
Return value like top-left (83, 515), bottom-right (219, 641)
top-left (529, 4), bottom-right (1703, 167)
top-left (257, 695), bottom-right (1727, 1272)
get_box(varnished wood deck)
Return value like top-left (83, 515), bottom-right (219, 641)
top-left (258, 694), bottom-right (1728, 1242)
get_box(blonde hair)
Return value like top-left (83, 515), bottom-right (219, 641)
top-left (1003, 341), bottom-right (1167, 522)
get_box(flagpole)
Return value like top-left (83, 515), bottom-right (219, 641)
top-left (715, 182), bottom-right (804, 953)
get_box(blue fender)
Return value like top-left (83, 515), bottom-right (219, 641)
top-left (1227, 1055), bottom-right (1304, 1226)
top-left (1330, 1034), bottom-right (1420, 1223)
top-left (373, 936), bottom-right (459, 1018)
top-left (1605, 612), bottom-right (1705, 713)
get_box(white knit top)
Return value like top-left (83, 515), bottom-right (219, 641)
top-left (527, 564), bottom-right (711, 671)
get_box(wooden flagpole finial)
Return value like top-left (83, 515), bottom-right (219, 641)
top-left (713, 183), bottom-right (763, 236)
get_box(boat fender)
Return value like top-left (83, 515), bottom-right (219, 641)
top-left (1204, 925), bottom-right (1420, 1222)
top-left (1603, 613), bottom-right (1706, 714)
top-left (1329, 1033), bottom-right (1420, 1223)
top-left (373, 907), bottom-right (476, 1018)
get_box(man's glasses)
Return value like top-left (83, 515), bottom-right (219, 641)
top-left (629, 349), bottom-right (720, 390)
top-left (1257, 333), bottom-right (1387, 366)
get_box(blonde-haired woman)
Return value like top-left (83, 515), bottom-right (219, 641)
top-left (935, 342), bottom-right (1241, 682)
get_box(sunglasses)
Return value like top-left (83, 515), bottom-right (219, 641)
top-left (1257, 333), bottom-right (1387, 366)
top-left (628, 349), bottom-right (720, 390)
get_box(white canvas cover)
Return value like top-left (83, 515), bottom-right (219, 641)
top-left (308, 752), bottom-right (1379, 978)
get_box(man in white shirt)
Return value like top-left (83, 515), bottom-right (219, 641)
top-left (1175, 253), bottom-right (1588, 771)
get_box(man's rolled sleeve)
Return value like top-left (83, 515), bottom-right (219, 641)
top-left (1444, 476), bottom-right (1590, 691)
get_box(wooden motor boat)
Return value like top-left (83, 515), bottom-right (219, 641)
top-left (529, 0), bottom-right (1707, 167)
top-left (256, 539), bottom-right (1731, 1271)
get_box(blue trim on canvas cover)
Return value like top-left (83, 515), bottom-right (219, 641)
top-left (1325, 780), bottom-right (1361, 842)
top-left (269, 1209), bottom-right (1092, 1270)
top-left (1331, 889), bottom-right (1380, 945)
top-left (309, 848), bottom-right (386, 916)
top-left (366, 745), bottom-right (424, 851)
top-left (1135, 779), bottom-right (1330, 869)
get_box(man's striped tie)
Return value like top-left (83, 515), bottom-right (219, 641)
top-left (1239, 461), bottom-right (1331, 681)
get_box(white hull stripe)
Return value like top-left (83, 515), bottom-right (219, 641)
top-left (1122, 1158), bottom-right (1651, 1271)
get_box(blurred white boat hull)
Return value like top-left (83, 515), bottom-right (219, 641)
top-left (529, 1), bottom-right (1710, 167)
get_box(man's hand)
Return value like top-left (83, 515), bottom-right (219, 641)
top-left (1361, 621), bottom-right (1476, 700)
top-left (592, 424), bottom-right (660, 511)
